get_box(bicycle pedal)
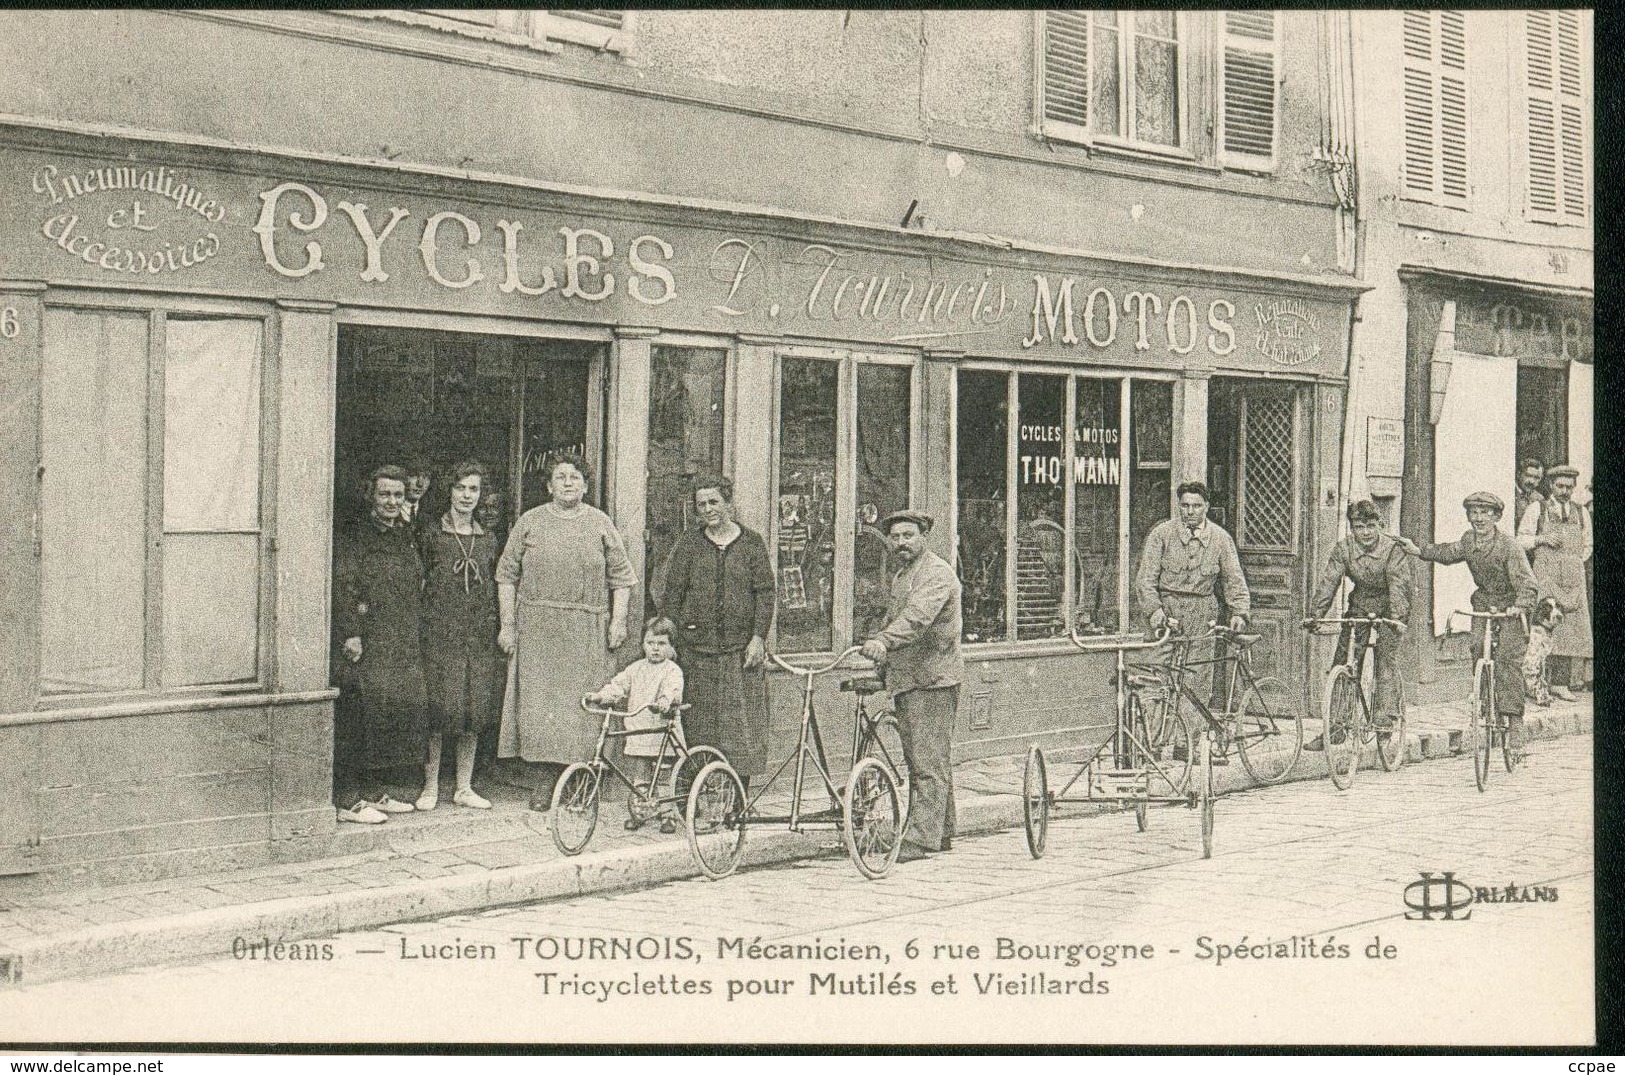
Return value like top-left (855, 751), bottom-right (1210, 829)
top-left (1208, 756), bottom-right (1229, 766)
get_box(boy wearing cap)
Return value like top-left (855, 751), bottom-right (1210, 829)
top-left (860, 509), bottom-right (962, 863)
top-left (1397, 492), bottom-right (1538, 754)
top-left (1302, 499), bottom-right (1413, 750)
top-left (1517, 465), bottom-right (1591, 701)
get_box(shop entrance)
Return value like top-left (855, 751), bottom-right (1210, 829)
top-left (333, 325), bottom-right (605, 536)
top-left (1207, 378), bottom-right (1307, 686)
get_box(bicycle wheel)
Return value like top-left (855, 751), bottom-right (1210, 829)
top-left (1472, 662), bottom-right (1493, 793)
top-left (1125, 693), bottom-right (1149, 831)
top-left (1324, 667), bottom-right (1360, 792)
top-left (1140, 695), bottom-right (1194, 796)
top-left (1377, 672), bottom-right (1407, 772)
top-left (674, 745), bottom-right (727, 804)
top-left (1197, 733), bottom-right (1215, 859)
top-left (860, 710), bottom-right (910, 814)
top-left (548, 763), bottom-right (600, 856)
top-left (1233, 675), bottom-right (1303, 786)
top-left (1022, 744), bottom-right (1049, 859)
top-left (843, 757), bottom-right (903, 879)
top-left (684, 760), bottom-right (747, 880)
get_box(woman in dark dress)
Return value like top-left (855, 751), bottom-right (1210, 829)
top-left (660, 474), bottom-right (776, 785)
top-left (333, 464), bottom-right (429, 824)
top-left (416, 461), bottom-right (502, 810)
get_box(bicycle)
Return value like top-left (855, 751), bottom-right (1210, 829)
top-left (1160, 620), bottom-right (1303, 789)
top-left (1303, 613), bottom-right (1409, 790)
top-left (550, 699), bottom-right (733, 857)
top-left (1022, 627), bottom-right (1202, 859)
top-left (684, 647), bottom-right (906, 881)
top-left (1457, 608), bottom-right (1527, 792)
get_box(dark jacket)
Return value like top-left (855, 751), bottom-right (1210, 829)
top-left (661, 525), bottom-right (775, 655)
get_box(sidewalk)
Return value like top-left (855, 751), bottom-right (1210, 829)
top-left (0, 692), bottom-right (1592, 988)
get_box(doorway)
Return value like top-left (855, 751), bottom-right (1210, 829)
top-left (333, 324), bottom-right (605, 537)
top-left (1208, 377), bottom-right (1307, 685)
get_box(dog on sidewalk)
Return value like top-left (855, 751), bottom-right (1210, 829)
top-left (1523, 596), bottom-right (1565, 707)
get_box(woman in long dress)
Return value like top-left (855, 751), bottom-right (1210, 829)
top-left (496, 452), bottom-right (636, 807)
top-left (416, 461), bottom-right (502, 810)
top-left (660, 475), bottom-right (776, 784)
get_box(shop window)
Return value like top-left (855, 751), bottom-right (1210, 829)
top-left (960, 369), bottom-right (1172, 644)
top-left (776, 358), bottom-right (840, 653)
top-left (40, 310), bottom-right (266, 695)
top-left (1400, 10), bottom-right (1469, 208)
top-left (1524, 10), bottom-right (1589, 223)
top-left (957, 371), bottom-right (1010, 643)
top-left (853, 364), bottom-right (913, 641)
top-left (645, 345), bottom-right (727, 617)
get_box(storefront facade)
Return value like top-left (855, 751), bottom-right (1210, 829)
top-left (0, 124), bottom-right (1359, 882)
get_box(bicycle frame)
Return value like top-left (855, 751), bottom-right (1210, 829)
top-left (579, 700), bottom-right (693, 808)
top-left (1153, 626), bottom-right (1251, 747)
top-left (1307, 614), bottom-right (1407, 725)
top-left (753, 648), bottom-right (870, 829)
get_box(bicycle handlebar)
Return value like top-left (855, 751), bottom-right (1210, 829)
top-left (579, 697), bottom-right (692, 717)
top-left (1305, 615), bottom-right (1407, 630)
top-left (768, 646), bottom-right (867, 678)
top-left (1070, 626), bottom-right (1172, 652)
top-left (1454, 609), bottom-right (1524, 618)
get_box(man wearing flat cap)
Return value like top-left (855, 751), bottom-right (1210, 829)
top-left (1517, 464), bottom-right (1591, 701)
top-left (1397, 491), bottom-right (1538, 753)
top-left (860, 509), bottom-right (962, 862)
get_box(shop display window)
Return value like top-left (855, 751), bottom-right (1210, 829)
top-left (957, 368), bottom-right (1172, 644)
top-left (853, 364), bottom-right (912, 641)
top-left (645, 345), bottom-right (727, 617)
top-left (40, 309), bottom-right (267, 694)
top-left (775, 357), bottom-right (840, 653)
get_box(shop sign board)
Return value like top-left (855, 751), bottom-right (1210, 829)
top-left (2, 149), bottom-right (1351, 376)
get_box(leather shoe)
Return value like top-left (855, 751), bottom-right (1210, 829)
top-left (895, 842), bottom-right (934, 864)
top-left (1551, 685), bottom-right (1577, 702)
top-left (370, 794), bottom-right (416, 814)
top-left (453, 789), bottom-right (491, 809)
top-left (338, 802), bottom-right (388, 825)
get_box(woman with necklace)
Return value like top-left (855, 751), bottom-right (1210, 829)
top-left (495, 451), bottom-right (636, 807)
top-left (660, 474), bottom-right (775, 786)
top-left (416, 461), bottom-right (502, 810)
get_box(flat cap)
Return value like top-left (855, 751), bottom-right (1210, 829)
top-left (880, 509), bottom-right (934, 534)
top-left (1546, 464), bottom-right (1580, 480)
top-left (1462, 491), bottom-right (1505, 514)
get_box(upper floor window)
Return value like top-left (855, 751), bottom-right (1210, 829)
top-left (1524, 10), bottom-right (1589, 224)
top-left (1038, 11), bottom-right (1279, 169)
top-left (1400, 10), bottom-right (1469, 208)
top-left (360, 9), bottom-right (631, 54)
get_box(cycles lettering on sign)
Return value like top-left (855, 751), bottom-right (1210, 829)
top-left (32, 163), bottom-right (226, 276)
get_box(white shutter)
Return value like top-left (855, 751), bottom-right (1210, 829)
top-left (1040, 10), bottom-right (1091, 141)
top-left (1401, 11), bottom-right (1468, 208)
top-left (1221, 11), bottom-right (1279, 168)
top-left (1526, 10), bottom-right (1588, 222)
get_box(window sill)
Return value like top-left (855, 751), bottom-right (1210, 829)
top-left (10, 687), bottom-right (339, 726)
top-left (1038, 128), bottom-right (1223, 175)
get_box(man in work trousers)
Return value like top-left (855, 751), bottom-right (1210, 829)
top-left (1517, 465), bottom-right (1591, 701)
top-left (1398, 492), bottom-right (1539, 755)
top-left (1135, 481), bottom-right (1252, 712)
top-left (861, 509), bottom-right (963, 864)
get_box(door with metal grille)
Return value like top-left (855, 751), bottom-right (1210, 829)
top-left (1209, 380), bottom-right (1304, 684)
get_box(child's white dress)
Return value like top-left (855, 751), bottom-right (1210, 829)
top-left (597, 659), bottom-right (686, 757)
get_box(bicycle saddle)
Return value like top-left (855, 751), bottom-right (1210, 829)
top-left (1230, 632), bottom-right (1263, 648)
top-left (839, 675), bottom-right (886, 695)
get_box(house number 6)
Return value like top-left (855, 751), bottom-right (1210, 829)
top-left (0, 307), bottom-right (19, 340)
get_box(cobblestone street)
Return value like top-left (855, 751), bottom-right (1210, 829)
top-left (3, 735), bottom-right (1592, 1046)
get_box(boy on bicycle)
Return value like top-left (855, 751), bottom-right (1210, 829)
top-left (1302, 499), bottom-right (1412, 750)
top-left (1395, 492), bottom-right (1538, 756)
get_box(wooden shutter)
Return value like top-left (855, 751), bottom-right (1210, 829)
top-left (1221, 11), bottom-right (1279, 168)
top-left (1401, 11), bottom-right (1468, 207)
top-left (1041, 11), bottom-right (1091, 140)
top-left (1526, 10), bottom-right (1588, 221)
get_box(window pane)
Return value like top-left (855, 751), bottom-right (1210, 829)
top-left (163, 533), bottom-right (259, 686)
top-left (40, 310), bottom-right (148, 693)
top-left (520, 342), bottom-right (594, 511)
top-left (1016, 375), bottom-right (1067, 640)
top-left (1134, 36), bottom-right (1180, 146)
top-left (853, 364), bottom-right (912, 641)
top-left (646, 345), bottom-right (727, 618)
top-left (957, 370), bottom-right (1009, 643)
top-left (1128, 381), bottom-right (1174, 628)
top-left (1072, 378), bottom-right (1123, 634)
top-left (165, 320), bottom-right (262, 531)
top-left (1135, 10), bottom-right (1175, 38)
top-left (1093, 23), bottom-right (1122, 136)
top-left (776, 358), bottom-right (839, 652)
